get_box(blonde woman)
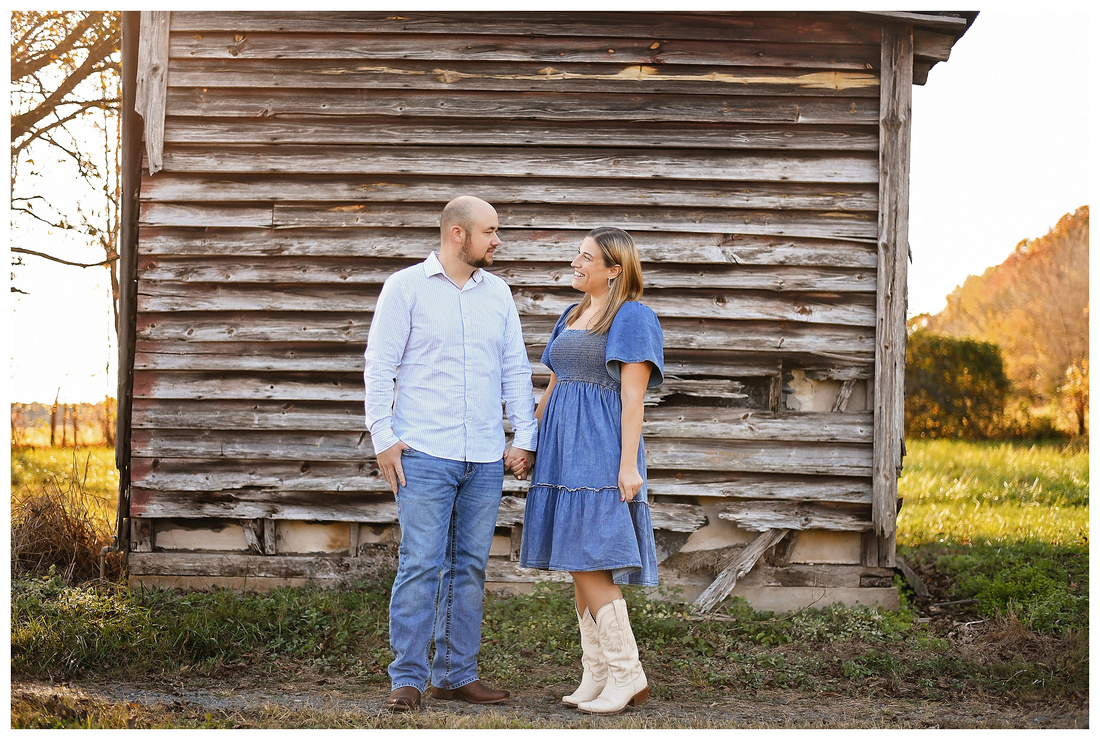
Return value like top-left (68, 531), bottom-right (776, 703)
top-left (519, 227), bottom-right (664, 715)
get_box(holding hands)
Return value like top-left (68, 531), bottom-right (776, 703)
top-left (504, 446), bottom-right (534, 481)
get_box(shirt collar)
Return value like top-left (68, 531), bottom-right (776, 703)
top-left (423, 251), bottom-right (483, 284)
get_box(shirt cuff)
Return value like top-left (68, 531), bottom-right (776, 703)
top-left (369, 425), bottom-right (401, 457)
top-left (511, 425), bottom-right (538, 453)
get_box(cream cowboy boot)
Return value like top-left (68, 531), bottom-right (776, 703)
top-left (577, 598), bottom-right (648, 714)
top-left (562, 606), bottom-right (607, 706)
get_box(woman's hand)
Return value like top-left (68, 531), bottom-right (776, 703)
top-left (618, 464), bottom-right (643, 503)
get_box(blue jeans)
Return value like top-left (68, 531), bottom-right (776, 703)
top-left (388, 448), bottom-right (504, 692)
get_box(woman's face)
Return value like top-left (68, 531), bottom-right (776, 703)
top-left (570, 237), bottom-right (620, 296)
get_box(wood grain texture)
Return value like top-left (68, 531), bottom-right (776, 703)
top-left (163, 87), bottom-right (878, 126)
top-left (135, 12), bottom-right (171, 173)
top-left (166, 58), bottom-right (880, 97)
top-left (718, 500), bottom-right (871, 531)
top-left (137, 256), bottom-right (876, 293)
top-left (168, 11), bottom-right (881, 45)
top-left (871, 24), bottom-right (912, 566)
top-left (168, 31), bottom-right (879, 71)
top-left (138, 227), bottom-right (879, 266)
top-left (162, 118), bottom-right (879, 151)
top-left (138, 173), bottom-right (879, 212)
top-left (152, 145), bottom-right (879, 184)
top-left (134, 283), bottom-right (875, 326)
top-left (133, 313), bottom-right (876, 359)
top-left (693, 528), bottom-right (790, 612)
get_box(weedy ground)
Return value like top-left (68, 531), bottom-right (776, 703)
top-left (9, 440), bottom-right (1089, 729)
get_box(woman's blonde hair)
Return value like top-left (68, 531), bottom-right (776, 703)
top-left (566, 226), bottom-right (644, 334)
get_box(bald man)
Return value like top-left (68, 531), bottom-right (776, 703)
top-left (364, 196), bottom-right (537, 711)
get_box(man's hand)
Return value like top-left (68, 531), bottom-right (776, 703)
top-left (377, 440), bottom-right (410, 494)
top-left (504, 446), bottom-right (534, 481)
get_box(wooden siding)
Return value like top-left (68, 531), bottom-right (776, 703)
top-left (123, 10), bottom-right (937, 597)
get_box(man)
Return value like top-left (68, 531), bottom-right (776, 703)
top-left (364, 195), bottom-right (537, 712)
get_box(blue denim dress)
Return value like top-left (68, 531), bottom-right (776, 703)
top-left (519, 301), bottom-right (664, 586)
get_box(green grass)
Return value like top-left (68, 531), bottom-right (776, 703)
top-left (10, 439), bottom-right (1089, 727)
top-left (897, 439), bottom-right (1088, 633)
top-left (897, 439), bottom-right (1088, 545)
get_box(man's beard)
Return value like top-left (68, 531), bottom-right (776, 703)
top-left (458, 232), bottom-right (492, 268)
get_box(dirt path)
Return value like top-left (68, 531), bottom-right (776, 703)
top-left (11, 677), bottom-right (1087, 729)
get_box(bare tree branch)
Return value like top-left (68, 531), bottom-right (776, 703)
top-left (11, 246), bottom-right (115, 269)
top-left (10, 11), bottom-right (105, 83)
top-left (10, 100), bottom-right (116, 157)
top-left (11, 31), bottom-right (119, 142)
top-left (10, 10), bottom-right (122, 309)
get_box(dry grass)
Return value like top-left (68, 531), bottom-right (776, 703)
top-left (11, 465), bottom-right (123, 583)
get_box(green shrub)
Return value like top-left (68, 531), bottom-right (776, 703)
top-left (905, 330), bottom-right (1011, 439)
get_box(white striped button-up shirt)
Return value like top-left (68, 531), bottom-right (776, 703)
top-left (363, 252), bottom-right (538, 462)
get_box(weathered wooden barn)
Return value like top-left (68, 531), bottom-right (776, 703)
top-left (115, 10), bottom-right (975, 611)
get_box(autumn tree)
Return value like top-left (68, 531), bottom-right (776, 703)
top-left (10, 11), bottom-right (122, 327)
top-left (1059, 359), bottom-right (1089, 436)
top-left (925, 206), bottom-right (1089, 410)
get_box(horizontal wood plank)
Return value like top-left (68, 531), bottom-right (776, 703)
top-left (131, 342), bottom-right (811, 378)
top-left (130, 458), bottom-right (872, 504)
top-left (138, 257), bottom-right (876, 294)
top-left (168, 11), bottom-right (881, 46)
top-left (168, 32), bottom-right (880, 71)
top-left (129, 398), bottom-right (871, 443)
top-left (134, 341), bottom-right (363, 372)
top-left (134, 313), bottom-right (875, 360)
top-left (129, 428), bottom-right (870, 476)
top-left (167, 58), bottom-right (879, 97)
top-left (129, 372), bottom-right (752, 406)
top-left (153, 145), bottom-right (879, 184)
top-left (136, 284), bottom-right (876, 326)
top-left (719, 501), bottom-right (872, 531)
top-left (138, 228), bottom-right (880, 267)
top-left (140, 202), bottom-right (877, 241)
top-left (138, 174), bottom-right (879, 212)
top-left (126, 552), bottom-right (718, 590)
top-left (129, 491), bottom-right (707, 533)
top-left (164, 88), bottom-right (878, 126)
top-left (162, 118), bottom-right (879, 151)
top-left (738, 562), bottom-right (893, 589)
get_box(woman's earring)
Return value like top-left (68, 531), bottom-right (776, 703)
top-left (607, 276), bottom-right (614, 289)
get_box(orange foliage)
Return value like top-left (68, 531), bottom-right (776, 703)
top-left (925, 206), bottom-right (1089, 404)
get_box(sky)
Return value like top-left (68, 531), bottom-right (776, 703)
top-left (6, 5), bottom-right (1094, 404)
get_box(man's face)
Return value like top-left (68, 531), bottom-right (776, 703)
top-left (458, 206), bottom-right (501, 269)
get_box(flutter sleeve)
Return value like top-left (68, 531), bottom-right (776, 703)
top-left (605, 301), bottom-right (664, 388)
top-left (540, 305), bottom-right (576, 373)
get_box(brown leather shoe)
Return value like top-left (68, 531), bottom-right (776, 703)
top-left (429, 679), bottom-right (511, 704)
top-left (386, 686), bottom-right (421, 712)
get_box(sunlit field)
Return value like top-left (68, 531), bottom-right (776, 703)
top-left (10, 445), bottom-right (119, 528)
top-left (897, 439), bottom-right (1089, 547)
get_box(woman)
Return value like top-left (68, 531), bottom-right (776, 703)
top-left (519, 226), bottom-right (664, 715)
